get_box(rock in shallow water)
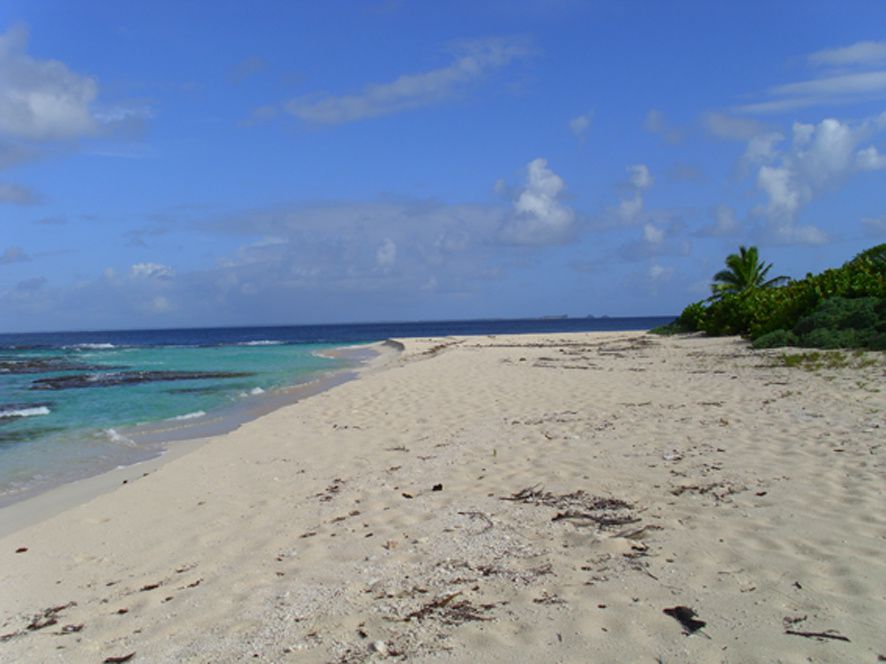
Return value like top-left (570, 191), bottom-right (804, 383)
top-left (29, 370), bottom-right (256, 391)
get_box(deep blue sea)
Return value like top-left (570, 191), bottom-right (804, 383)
top-left (0, 317), bottom-right (671, 505)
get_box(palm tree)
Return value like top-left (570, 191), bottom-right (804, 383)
top-left (711, 245), bottom-right (788, 297)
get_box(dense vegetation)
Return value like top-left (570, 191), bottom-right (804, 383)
top-left (654, 243), bottom-right (886, 350)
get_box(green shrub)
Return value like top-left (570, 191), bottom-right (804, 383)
top-left (752, 329), bottom-right (798, 348)
top-left (677, 301), bottom-right (707, 331)
top-left (801, 328), bottom-right (862, 349)
top-left (793, 297), bottom-right (878, 335)
top-left (670, 243), bottom-right (886, 347)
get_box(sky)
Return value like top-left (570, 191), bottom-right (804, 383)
top-left (1, 1), bottom-right (886, 333)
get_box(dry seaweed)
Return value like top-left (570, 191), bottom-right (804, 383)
top-left (26, 602), bottom-right (76, 632)
top-left (503, 486), bottom-right (637, 530)
top-left (401, 592), bottom-right (496, 626)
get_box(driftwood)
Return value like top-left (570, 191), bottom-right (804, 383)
top-left (785, 629), bottom-right (850, 642)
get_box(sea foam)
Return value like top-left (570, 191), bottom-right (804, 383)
top-left (68, 343), bottom-right (117, 350)
top-left (169, 411), bottom-right (207, 421)
top-left (104, 428), bottom-right (136, 446)
top-left (0, 405), bottom-right (51, 419)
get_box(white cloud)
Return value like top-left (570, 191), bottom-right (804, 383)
top-left (569, 112), bottom-right (592, 142)
top-left (613, 164), bottom-right (654, 225)
top-left (808, 41), bottom-right (886, 68)
top-left (728, 40), bottom-right (886, 114)
top-left (742, 132), bottom-right (784, 166)
top-left (857, 145), bottom-right (886, 170)
top-left (617, 195), bottom-right (643, 223)
top-left (771, 71), bottom-right (886, 99)
top-left (376, 238), bottom-right (397, 269)
top-left (130, 262), bottom-right (174, 279)
top-left (757, 165), bottom-right (801, 219)
top-left (627, 164), bottom-right (653, 190)
top-left (92, 104), bottom-right (153, 125)
top-left (751, 113), bottom-right (886, 243)
top-left (500, 158), bottom-right (575, 245)
top-left (0, 25), bottom-right (97, 140)
top-left (284, 37), bottom-right (532, 124)
top-left (735, 62), bottom-right (886, 115)
top-left (643, 223), bottom-right (664, 244)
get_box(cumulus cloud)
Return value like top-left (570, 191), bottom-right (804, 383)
top-left (643, 223), bottom-right (664, 244)
top-left (0, 25), bottom-right (97, 140)
top-left (569, 112), bottom-right (592, 142)
top-left (500, 158), bottom-right (575, 245)
top-left (751, 114), bottom-right (886, 240)
top-left (0, 246), bottom-right (30, 264)
top-left (130, 262), bottom-right (174, 279)
top-left (627, 164), bottom-right (653, 190)
top-left (619, 217), bottom-right (689, 261)
top-left (614, 164), bottom-right (653, 225)
top-left (856, 145), bottom-right (886, 170)
top-left (284, 37), bottom-right (533, 124)
top-left (742, 132), bottom-right (784, 166)
top-left (617, 196), bottom-right (643, 224)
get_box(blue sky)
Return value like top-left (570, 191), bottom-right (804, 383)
top-left (2, 1), bottom-right (885, 332)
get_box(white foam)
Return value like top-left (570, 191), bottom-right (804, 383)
top-left (250, 387), bottom-right (265, 395)
top-left (237, 340), bottom-right (284, 346)
top-left (0, 406), bottom-right (51, 419)
top-left (104, 428), bottom-right (136, 446)
top-left (68, 343), bottom-right (117, 350)
top-left (169, 411), bottom-right (206, 421)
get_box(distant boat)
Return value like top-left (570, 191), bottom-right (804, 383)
top-left (539, 315), bottom-right (569, 320)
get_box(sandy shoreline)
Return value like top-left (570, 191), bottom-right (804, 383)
top-left (0, 331), bottom-right (883, 663)
top-left (0, 341), bottom-right (395, 530)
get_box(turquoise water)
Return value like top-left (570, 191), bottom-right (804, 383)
top-left (0, 342), bottom-right (353, 504)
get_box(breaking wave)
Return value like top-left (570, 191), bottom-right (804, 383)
top-left (0, 405), bottom-right (51, 419)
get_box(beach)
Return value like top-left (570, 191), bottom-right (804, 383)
top-left (0, 331), bottom-right (883, 663)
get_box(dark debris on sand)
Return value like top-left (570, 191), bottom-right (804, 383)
top-left (503, 486), bottom-right (638, 529)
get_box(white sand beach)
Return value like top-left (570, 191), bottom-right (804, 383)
top-left (0, 332), bottom-right (883, 663)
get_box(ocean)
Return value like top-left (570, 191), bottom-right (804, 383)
top-left (0, 317), bottom-right (671, 505)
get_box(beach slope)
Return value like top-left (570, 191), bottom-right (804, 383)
top-left (0, 332), bottom-right (883, 663)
